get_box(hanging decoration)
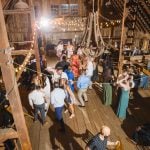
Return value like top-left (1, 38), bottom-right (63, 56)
top-left (80, 0), bottom-right (106, 57)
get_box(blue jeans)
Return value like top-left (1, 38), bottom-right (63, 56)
top-left (140, 75), bottom-right (149, 89)
top-left (55, 106), bottom-right (64, 121)
top-left (55, 106), bottom-right (65, 130)
top-left (34, 103), bottom-right (45, 124)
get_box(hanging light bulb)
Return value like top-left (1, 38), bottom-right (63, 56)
top-left (14, 0), bottom-right (29, 9)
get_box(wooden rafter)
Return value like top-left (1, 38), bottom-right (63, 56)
top-left (118, 0), bottom-right (128, 74)
top-left (10, 40), bottom-right (34, 44)
top-left (110, 0), bottom-right (150, 33)
top-left (3, 8), bottom-right (31, 15)
top-left (11, 49), bottom-right (34, 55)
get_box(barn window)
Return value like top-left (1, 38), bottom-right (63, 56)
top-left (51, 4), bottom-right (59, 16)
top-left (70, 4), bottom-right (79, 16)
top-left (60, 4), bottom-right (69, 15)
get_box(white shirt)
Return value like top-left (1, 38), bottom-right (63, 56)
top-left (46, 68), bottom-right (68, 82)
top-left (57, 44), bottom-right (63, 52)
top-left (53, 71), bottom-right (68, 82)
top-left (28, 89), bottom-right (45, 107)
top-left (77, 48), bottom-right (83, 56)
top-left (42, 77), bottom-right (51, 98)
top-left (86, 61), bottom-right (94, 77)
top-left (51, 88), bottom-right (66, 108)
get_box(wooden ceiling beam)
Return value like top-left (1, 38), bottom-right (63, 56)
top-left (136, 15), bottom-right (148, 33)
top-left (3, 8), bottom-right (31, 15)
top-left (111, 0), bottom-right (122, 19)
top-left (139, 0), bottom-right (150, 15)
top-left (10, 41), bottom-right (34, 44)
top-left (11, 49), bottom-right (34, 55)
top-left (137, 9), bottom-right (150, 30)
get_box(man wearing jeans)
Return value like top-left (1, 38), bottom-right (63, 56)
top-left (51, 82), bottom-right (66, 132)
top-left (77, 70), bottom-right (90, 107)
top-left (28, 84), bottom-right (47, 125)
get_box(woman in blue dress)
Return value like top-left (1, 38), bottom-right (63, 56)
top-left (117, 75), bottom-right (134, 120)
top-left (65, 65), bottom-right (75, 92)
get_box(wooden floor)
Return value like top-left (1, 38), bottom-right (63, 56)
top-left (29, 91), bottom-right (136, 150)
top-left (27, 55), bottom-right (137, 150)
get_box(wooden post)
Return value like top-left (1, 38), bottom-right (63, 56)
top-left (30, 3), bottom-right (41, 76)
top-left (0, 1), bottom-right (32, 149)
top-left (118, 0), bottom-right (128, 74)
top-left (42, 0), bottom-right (48, 17)
top-left (78, 0), bottom-right (82, 16)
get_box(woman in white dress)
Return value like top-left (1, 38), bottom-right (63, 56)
top-left (56, 41), bottom-right (64, 59)
top-left (67, 41), bottom-right (74, 59)
top-left (86, 57), bottom-right (94, 89)
top-left (41, 74), bottom-right (51, 116)
top-left (60, 78), bottom-right (78, 119)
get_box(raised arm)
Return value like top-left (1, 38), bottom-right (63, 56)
top-left (28, 95), bottom-right (33, 109)
top-left (107, 140), bottom-right (120, 146)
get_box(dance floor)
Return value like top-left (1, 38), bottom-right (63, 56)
top-left (138, 89), bottom-right (150, 98)
top-left (26, 56), bottom-right (136, 150)
top-left (28, 89), bottom-right (136, 150)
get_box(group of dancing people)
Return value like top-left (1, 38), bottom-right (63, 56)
top-left (28, 40), bottom-right (138, 127)
top-left (28, 41), bottom-right (97, 131)
top-left (28, 39), bottom-right (149, 149)
top-left (27, 40), bottom-right (123, 149)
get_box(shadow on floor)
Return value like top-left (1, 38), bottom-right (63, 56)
top-left (121, 89), bottom-right (150, 138)
top-left (94, 85), bottom-right (150, 140)
top-left (48, 107), bottom-right (92, 150)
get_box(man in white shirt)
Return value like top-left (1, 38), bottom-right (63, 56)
top-left (46, 66), bottom-right (68, 82)
top-left (51, 82), bottom-right (66, 132)
top-left (41, 75), bottom-right (51, 116)
top-left (28, 84), bottom-right (47, 125)
top-left (52, 66), bottom-right (68, 82)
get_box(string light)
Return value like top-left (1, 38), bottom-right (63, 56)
top-left (100, 20), bottom-right (121, 28)
top-left (14, 17), bottom-right (121, 73)
top-left (46, 17), bottom-right (87, 32)
top-left (15, 25), bottom-right (37, 73)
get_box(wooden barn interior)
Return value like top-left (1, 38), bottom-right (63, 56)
top-left (0, 0), bottom-right (150, 149)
